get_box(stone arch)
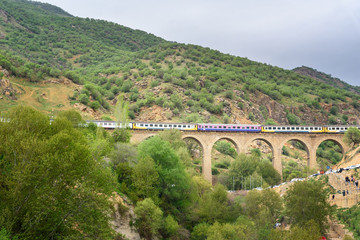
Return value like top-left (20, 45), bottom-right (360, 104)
top-left (279, 137), bottom-right (311, 164)
top-left (245, 137), bottom-right (275, 157)
top-left (211, 136), bottom-right (240, 153)
top-left (314, 138), bottom-right (346, 170)
top-left (182, 136), bottom-right (205, 174)
top-left (314, 138), bottom-right (345, 156)
top-left (130, 131), bottom-right (158, 145)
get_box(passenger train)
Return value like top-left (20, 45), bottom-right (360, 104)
top-left (86, 120), bottom-right (360, 134)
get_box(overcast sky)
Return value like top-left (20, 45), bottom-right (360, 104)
top-left (37, 0), bottom-right (360, 86)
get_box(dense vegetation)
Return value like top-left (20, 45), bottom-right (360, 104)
top-left (0, 107), bottom-right (337, 239)
top-left (0, 0), bottom-right (359, 125)
top-left (0, 1), bottom-right (358, 238)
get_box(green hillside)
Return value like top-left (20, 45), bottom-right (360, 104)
top-left (0, 0), bottom-right (359, 126)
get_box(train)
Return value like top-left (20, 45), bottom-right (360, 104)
top-left (86, 120), bottom-right (360, 134)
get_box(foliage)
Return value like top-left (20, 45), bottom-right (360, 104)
top-left (284, 180), bottom-right (334, 233)
top-left (112, 128), bottom-right (131, 143)
top-left (226, 154), bottom-right (280, 189)
top-left (316, 140), bottom-right (343, 170)
top-left (268, 220), bottom-right (321, 240)
top-left (131, 156), bottom-right (159, 202)
top-left (138, 136), bottom-right (191, 216)
top-left (0, 0), bottom-right (359, 124)
top-left (344, 127), bottom-right (360, 146)
top-left (0, 106), bottom-right (116, 239)
top-left (337, 203), bottom-right (360, 239)
top-left (214, 140), bottom-right (237, 158)
top-left (134, 198), bottom-right (163, 240)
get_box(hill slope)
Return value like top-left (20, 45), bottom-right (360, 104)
top-left (293, 66), bottom-right (360, 95)
top-left (0, 0), bottom-right (359, 126)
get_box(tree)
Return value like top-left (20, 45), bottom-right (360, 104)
top-left (131, 156), bottom-right (159, 202)
top-left (268, 220), bottom-right (321, 240)
top-left (56, 109), bottom-right (84, 127)
top-left (344, 127), bottom-right (360, 146)
top-left (138, 136), bottom-right (191, 215)
top-left (0, 106), bottom-right (116, 239)
top-left (197, 184), bottom-right (231, 223)
top-left (284, 181), bottom-right (334, 233)
top-left (134, 198), bottom-right (163, 240)
top-left (245, 189), bottom-right (283, 239)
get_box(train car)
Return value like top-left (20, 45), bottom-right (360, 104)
top-left (133, 122), bottom-right (197, 131)
top-left (197, 123), bottom-right (262, 132)
top-left (262, 125), bottom-right (324, 133)
top-left (86, 120), bottom-right (132, 129)
top-left (324, 125), bottom-right (360, 133)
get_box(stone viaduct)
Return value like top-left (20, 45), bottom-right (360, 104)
top-left (130, 130), bottom-right (349, 183)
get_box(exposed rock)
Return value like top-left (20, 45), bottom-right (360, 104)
top-left (43, 77), bottom-right (72, 85)
top-left (253, 93), bottom-right (288, 124)
top-left (0, 66), bottom-right (9, 77)
top-left (0, 78), bottom-right (19, 100)
top-left (110, 193), bottom-right (140, 240)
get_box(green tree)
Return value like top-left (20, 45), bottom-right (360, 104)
top-left (245, 189), bottom-right (283, 239)
top-left (0, 106), bottom-right (116, 239)
top-left (163, 215), bottom-right (180, 238)
top-left (134, 198), bottom-right (163, 240)
top-left (268, 220), bottom-right (321, 240)
top-left (132, 156), bottom-right (159, 202)
top-left (343, 127), bottom-right (360, 146)
top-left (197, 185), bottom-right (231, 223)
top-left (284, 181), bottom-right (333, 233)
top-left (138, 136), bottom-right (191, 216)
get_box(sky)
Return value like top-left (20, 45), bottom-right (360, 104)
top-left (37, 0), bottom-right (360, 86)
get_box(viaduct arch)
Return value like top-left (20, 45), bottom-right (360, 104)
top-left (131, 130), bottom-right (348, 183)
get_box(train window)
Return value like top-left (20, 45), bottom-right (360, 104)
top-left (291, 127), bottom-right (294, 130)
top-left (150, 124), bottom-right (153, 127)
top-left (140, 124), bottom-right (144, 127)
top-left (305, 127), bottom-right (308, 130)
top-left (237, 126), bottom-right (240, 129)
top-left (183, 125), bottom-right (186, 128)
top-left (251, 127), bottom-right (254, 129)
top-left (301, 127), bottom-right (304, 130)
top-left (214, 126), bottom-right (217, 128)
top-left (247, 127), bottom-right (249, 129)
top-left (164, 125), bottom-right (167, 127)
top-left (159, 124), bottom-right (163, 127)
top-left (341, 128), bottom-right (344, 130)
top-left (336, 128), bottom-right (339, 130)
top-left (145, 124), bottom-right (148, 127)
top-left (155, 124), bottom-right (158, 127)
top-left (282, 127), bottom-right (285, 130)
top-left (219, 126), bottom-right (222, 129)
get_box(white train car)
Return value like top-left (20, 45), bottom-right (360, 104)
top-left (86, 120), bottom-right (132, 129)
top-left (133, 122), bottom-right (197, 131)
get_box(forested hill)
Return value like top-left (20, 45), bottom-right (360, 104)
top-left (0, 0), bottom-right (360, 126)
top-left (293, 66), bottom-right (360, 95)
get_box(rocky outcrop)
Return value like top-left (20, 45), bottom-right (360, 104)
top-left (253, 92), bottom-right (288, 124)
top-left (110, 193), bottom-right (140, 240)
top-left (0, 78), bottom-right (19, 100)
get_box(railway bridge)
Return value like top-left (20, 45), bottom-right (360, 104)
top-left (130, 130), bottom-right (348, 183)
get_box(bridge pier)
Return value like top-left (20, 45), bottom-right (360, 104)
top-left (309, 148), bottom-right (317, 170)
top-left (273, 147), bottom-right (283, 176)
top-left (203, 145), bottom-right (212, 183)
